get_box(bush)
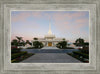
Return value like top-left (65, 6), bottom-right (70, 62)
top-left (73, 51), bottom-right (89, 59)
top-left (11, 51), bottom-right (27, 60)
top-left (33, 41), bottom-right (44, 48)
top-left (64, 47), bottom-right (74, 49)
top-left (56, 41), bottom-right (67, 49)
top-left (79, 47), bottom-right (89, 54)
top-left (11, 48), bottom-right (21, 54)
top-left (79, 49), bottom-right (89, 54)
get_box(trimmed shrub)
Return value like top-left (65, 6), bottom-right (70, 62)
top-left (64, 47), bottom-right (74, 49)
top-left (56, 41), bottom-right (67, 49)
top-left (33, 41), bottom-right (44, 48)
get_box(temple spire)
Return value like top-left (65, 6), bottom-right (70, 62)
top-left (48, 23), bottom-right (52, 35)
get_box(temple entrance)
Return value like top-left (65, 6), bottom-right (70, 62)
top-left (48, 42), bottom-right (52, 46)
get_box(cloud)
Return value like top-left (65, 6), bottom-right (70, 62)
top-left (52, 13), bottom-right (89, 40)
top-left (12, 12), bottom-right (31, 23)
top-left (31, 12), bottom-right (42, 18)
top-left (64, 11), bottom-right (88, 19)
top-left (21, 21), bottom-right (40, 29)
top-left (52, 12), bottom-right (89, 32)
top-left (11, 11), bottom-right (89, 42)
top-left (76, 18), bottom-right (88, 23)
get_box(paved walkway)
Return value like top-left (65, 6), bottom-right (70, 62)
top-left (20, 53), bottom-right (81, 63)
top-left (42, 46), bottom-right (58, 49)
top-left (21, 49), bottom-right (79, 53)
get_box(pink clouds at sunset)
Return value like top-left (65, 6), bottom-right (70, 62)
top-left (12, 12), bottom-right (31, 22)
top-left (11, 11), bottom-right (89, 42)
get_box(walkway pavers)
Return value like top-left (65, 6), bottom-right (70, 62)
top-left (21, 47), bottom-right (81, 63)
top-left (20, 53), bottom-right (81, 63)
top-left (42, 46), bottom-right (58, 49)
top-left (21, 49), bottom-right (79, 53)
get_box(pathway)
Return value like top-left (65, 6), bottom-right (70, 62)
top-left (20, 53), bottom-right (81, 63)
top-left (42, 46), bottom-right (58, 49)
top-left (20, 47), bottom-right (81, 63)
top-left (21, 49), bottom-right (79, 53)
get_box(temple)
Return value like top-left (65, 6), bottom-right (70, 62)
top-left (32, 23), bottom-right (67, 47)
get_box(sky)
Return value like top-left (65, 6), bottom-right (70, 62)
top-left (11, 11), bottom-right (89, 43)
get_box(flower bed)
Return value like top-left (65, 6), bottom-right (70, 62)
top-left (73, 51), bottom-right (89, 59)
top-left (11, 51), bottom-right (34, 63)
top-left (11, 48), bottom-right (21, 54)
top-left (67, 51), bottom-right (89, 63)
top-left (11, 51), bottom-right (27, 60)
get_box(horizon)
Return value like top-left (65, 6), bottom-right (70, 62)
top-left (11, 11), bottom-right (89, 43)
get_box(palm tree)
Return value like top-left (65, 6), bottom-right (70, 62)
top-left (75, 38), bottom-right (84, 46)
top-left (26, 40), bottom-right (30, 44)
top-left (11, 39), bottom-right (18, 46)
top-left (62, 38), bottom-right (65, 41)
top-left (33, 37), bottom-right (38, 40)
top-left (20, 40), bottom-right (26, 46)
top-left (16, 36), bottom-right (23, 43)
top-left (16, 36), bottom-right (23, 46)
top-left (26, 40), bottom-right (31, 45)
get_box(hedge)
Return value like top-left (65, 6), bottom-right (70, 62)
top-left (11, 51), bottom-right (27, 60)
top-left (11, 48), bottom-right (21, 54)
top-left (73, 51), bottom-right (89, 59)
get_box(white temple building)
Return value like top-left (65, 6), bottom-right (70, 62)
top-left (32, 23), bottom-right (67, 47)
